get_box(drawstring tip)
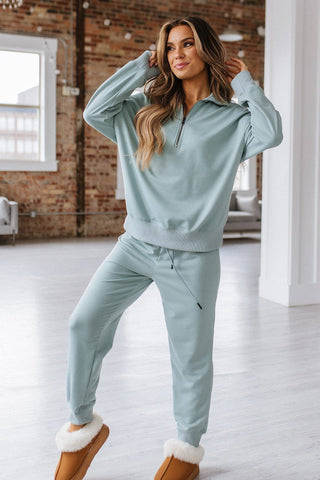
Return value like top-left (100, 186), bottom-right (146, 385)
top-left (170, 264), bottom-right (173, 269)
top-left (197, 302), bottom-right (203, 310)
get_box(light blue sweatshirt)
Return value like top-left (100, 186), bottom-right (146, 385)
top-left (83, 50), bottom-right (283, 252)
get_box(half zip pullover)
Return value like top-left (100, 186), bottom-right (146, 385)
top-left (83, 49), bottom-right (283, 253)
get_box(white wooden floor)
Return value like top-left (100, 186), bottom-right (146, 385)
top-left (0, 235), bottom-right (319, 480)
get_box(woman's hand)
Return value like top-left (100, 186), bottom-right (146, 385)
top-left (225, 57), bottom-right (248, 83)
top-left (149, 50), bottom-right (158, 68)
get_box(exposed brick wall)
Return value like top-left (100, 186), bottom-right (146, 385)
top-left (0, 0), bottom-right (265, 240)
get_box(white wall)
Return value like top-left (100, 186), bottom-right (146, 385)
top-left (259, 0), bottom-right (320, 306)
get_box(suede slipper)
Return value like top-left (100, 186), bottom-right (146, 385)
top-left (154, 439), bottom-right (204, 480)
top-left (55, 412), bottom-right (109, 480)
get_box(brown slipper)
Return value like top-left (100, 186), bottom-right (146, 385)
top-left (55, 412), bottom-right (109, 480)
top-left (154, 439), bottom-right (204, 480)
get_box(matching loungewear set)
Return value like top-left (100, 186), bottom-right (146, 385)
top-left (66, 50), bottom-right (283, 449)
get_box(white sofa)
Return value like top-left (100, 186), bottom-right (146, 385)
top-left (0, 197), bottom-right (19, 246)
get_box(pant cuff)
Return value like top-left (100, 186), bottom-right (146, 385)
top-left (69, 404), bottom-right (94, 425)
top-left (177, 428), bottom-right (203, 448)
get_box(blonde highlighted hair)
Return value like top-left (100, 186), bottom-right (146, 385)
top-left (134, 16), bottom-right (234, 170)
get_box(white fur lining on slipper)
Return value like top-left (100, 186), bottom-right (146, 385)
top-left (164, 438), bottom-right (205, 464)
top-left (55, 412), bottom-right (103, 452)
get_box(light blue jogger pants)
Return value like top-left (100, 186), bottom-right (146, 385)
top-left (67, 232), bottom-right (221, 447)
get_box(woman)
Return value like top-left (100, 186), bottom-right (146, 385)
top-left (54, 16), bottom-right (283, 480)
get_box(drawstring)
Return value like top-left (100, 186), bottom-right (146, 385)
top-left (165, 248), bottom-right (203, 310)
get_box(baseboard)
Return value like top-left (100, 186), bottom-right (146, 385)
top-left (259, 277), bottom-right (320, 306)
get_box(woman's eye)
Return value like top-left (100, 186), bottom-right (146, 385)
top-left (166, 42), bottom-right (193, 51)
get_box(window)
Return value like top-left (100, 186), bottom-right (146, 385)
top-left (17, 117), bottom-right (24, 131)
top-left (233, 156), bottom-right (257, 190)
top-left (8, 139), bottom-right (14, 153)
top-left (0, 33), bottom-right (57, 171)
top-left (7, 116), bottom-right (15, 130)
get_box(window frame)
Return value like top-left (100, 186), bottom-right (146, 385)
top-left (0, 33), bottom-right (58, 172)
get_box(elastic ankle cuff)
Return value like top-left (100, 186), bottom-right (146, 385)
top-left (70, 404), bottom-right (94, 425)
top-left (56, 412), bottom-right (103, 452)
top-left (164, 438), bottom-right (205, 464)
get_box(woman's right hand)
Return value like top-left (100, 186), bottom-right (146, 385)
top-left (149, 50), bottom-right (158, 68)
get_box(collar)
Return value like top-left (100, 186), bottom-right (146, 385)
top-left (202, 92), bottom-right (226, 106)
top-left (176, 93), bottom-right (227, 119)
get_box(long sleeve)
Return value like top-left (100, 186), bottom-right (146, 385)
top-left (230, 70), bottom-right (283, 162)
top-left (83, 50), bottom-right (161, 143)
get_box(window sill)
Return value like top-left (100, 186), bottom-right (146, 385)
top-left (0, 159), bottom-right (58, 172)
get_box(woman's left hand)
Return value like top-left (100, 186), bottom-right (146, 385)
top-left (225, 57), bottom-right (249, 83)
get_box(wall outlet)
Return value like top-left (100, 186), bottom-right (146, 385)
top-left (70, 87), bottom-right (80, 96)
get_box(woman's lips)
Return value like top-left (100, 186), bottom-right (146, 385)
top-left (175, 63), bottom-right (189, 70)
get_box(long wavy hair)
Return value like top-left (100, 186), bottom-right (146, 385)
top-left (134, 16), bottom-right (234, 171)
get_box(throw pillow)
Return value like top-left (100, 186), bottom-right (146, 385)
top-left (236, 191), bottom-right (260, 219)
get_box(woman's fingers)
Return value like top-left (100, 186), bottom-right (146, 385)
top-left (226, 56), bottom-right (248, 72)
top-left (225, 64), bottom-right (241, 79)
top-left (225, 57), bottom-right (249, 82)
top-left (149, 51), bottom-right (158, 67)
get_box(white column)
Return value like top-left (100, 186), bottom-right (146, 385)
top-left (259, 0), bottom-right (320, 306)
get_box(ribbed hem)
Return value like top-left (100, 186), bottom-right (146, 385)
top-left (124, 215), bottom-right (222, 252)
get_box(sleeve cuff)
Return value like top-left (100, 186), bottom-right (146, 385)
top-left (134, 50), bottom-right (161, 82)
top-left (231, 70), bottom-right (256, 97)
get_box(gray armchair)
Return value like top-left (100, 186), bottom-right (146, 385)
top-left (224, 189), bottom-right (261, 233)
top-left (0, 198), bottom-right (19, 246)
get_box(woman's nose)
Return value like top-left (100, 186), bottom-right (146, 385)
top-left (175, 48), bottom-right (184, 58)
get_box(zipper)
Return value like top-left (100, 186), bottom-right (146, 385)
top-left (174, 116), bottom-right (186, 148)
top-left (174, 99), bottom-right (206, 148)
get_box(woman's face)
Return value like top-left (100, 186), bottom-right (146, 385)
top-left (166, 25), bottom-right (207, 81)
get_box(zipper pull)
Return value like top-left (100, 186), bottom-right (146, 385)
top-left (174, 116), bottom-right (186, 148)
